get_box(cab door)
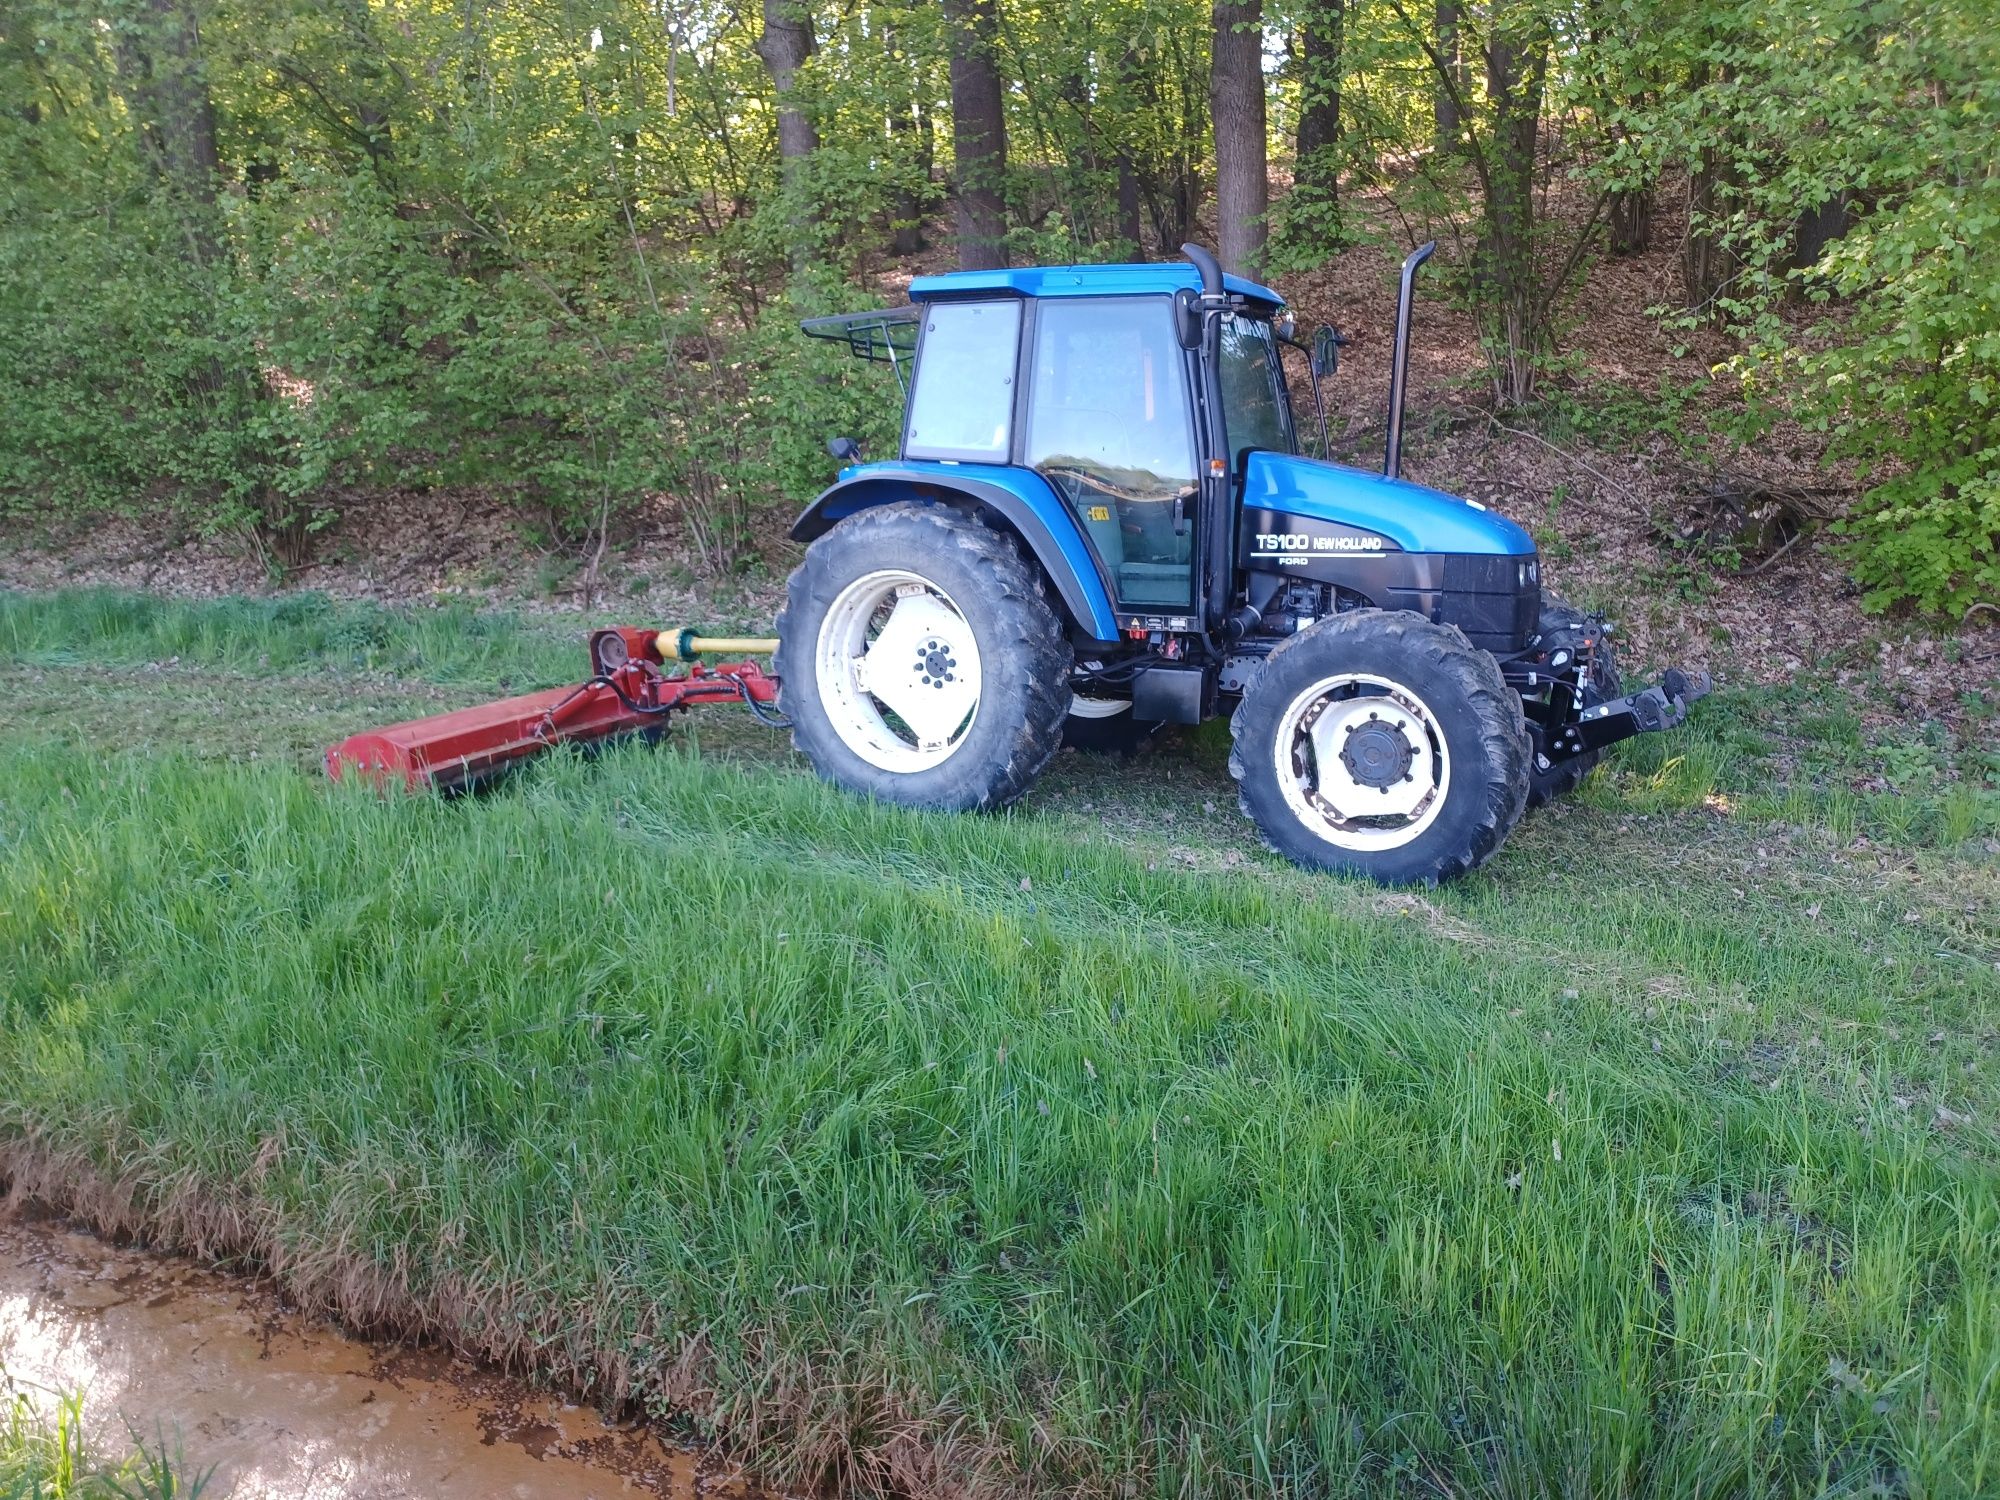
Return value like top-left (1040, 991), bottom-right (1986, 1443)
top-left (1021, 296), bottom-right (1202, 611)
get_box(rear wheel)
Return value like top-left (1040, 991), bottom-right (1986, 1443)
top-left (776, 503), bottom-right (1072, 811)
top-left (1526, 597), bottom-right (1623, 808)
top-left (1229, 611), bottom-right (1530, 886)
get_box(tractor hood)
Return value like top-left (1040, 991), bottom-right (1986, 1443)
top-left (1243, 452), bottom-right (1535, 557)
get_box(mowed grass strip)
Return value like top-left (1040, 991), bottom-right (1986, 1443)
top-left (0, 586), bottom-right (582, 689)
top-left (1, 738), bottom-right (1994, 1499)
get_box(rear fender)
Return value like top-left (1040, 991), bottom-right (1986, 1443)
top-left (790, 462), bottom-right (1119, 641)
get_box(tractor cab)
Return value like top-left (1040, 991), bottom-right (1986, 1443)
top-left (803, 263), bottom-right (1298, 633)
top-left (896, 265), bottom-right (1293, 621)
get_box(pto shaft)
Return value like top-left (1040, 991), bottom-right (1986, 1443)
top-left (663, 630), bottom-right (781, 661)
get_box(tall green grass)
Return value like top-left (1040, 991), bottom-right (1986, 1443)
top-left (2, 739), bottom-right (1993, 1498)
top-left (1, 1379), bottom-right (203, 1500)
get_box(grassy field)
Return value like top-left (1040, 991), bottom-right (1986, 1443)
top-left (0, 589), bottom-right (1995, 1498)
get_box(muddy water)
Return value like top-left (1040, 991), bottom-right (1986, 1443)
top-left (0, 1205), bottom-right (756, 1499)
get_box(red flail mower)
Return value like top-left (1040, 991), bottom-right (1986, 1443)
top-left (324, 627), bottom-right (784, 792)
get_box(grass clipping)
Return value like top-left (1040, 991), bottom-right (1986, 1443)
top-left (0, 742), bottom-right (1994, 1499)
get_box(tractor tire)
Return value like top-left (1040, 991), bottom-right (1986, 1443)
top-left (1525, 596), bottom-right (1623, 808)
top-left (1229, 610), bottom-right (1530, 887)
top-left (1062, 694), bottom-right (1169, 757)
top-left (775, 502), bottom-right (1072, 812)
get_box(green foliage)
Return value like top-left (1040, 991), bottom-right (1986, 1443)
top-left (1260, 178), bottom-right (1345, 276)
top-left (1629, 0), bottom-right (2000, 614)
top-left (0, 0), bottom-right (903, 568)
top-left (0, 0), bottom-right (1990, 608)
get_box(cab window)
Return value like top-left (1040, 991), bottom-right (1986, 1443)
top-left (1217, 314), bottom-right (1293, 467)
top-left (1024, 297), bottom-right (1199, 608)
top-left (905, 300), bottom-right (1021, 461)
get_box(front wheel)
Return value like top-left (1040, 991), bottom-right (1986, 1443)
top-left (775, 502), bottom-right (1072, 811)
top-left (1229, 611), bottom-right (1530, 886)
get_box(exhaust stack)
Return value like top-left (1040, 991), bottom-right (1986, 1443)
top-left (1383, 241), bottom-right (1436, 480)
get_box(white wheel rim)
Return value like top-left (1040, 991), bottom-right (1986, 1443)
top-left (1272, 672), bottom-right (1452, 852)
top-left (816, 569), bottom-right (983, 772)
top-left (1067, 695), bottom-right (1131, 719)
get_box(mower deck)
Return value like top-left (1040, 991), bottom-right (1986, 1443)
top-left (324, 627), bottom-right (780, 791)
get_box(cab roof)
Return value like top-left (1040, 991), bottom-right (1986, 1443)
top-left (908, 262), bottom-right (1285, 310)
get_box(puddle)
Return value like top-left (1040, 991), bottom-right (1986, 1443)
top-left (0, 1204), bottom-right (757, 1498)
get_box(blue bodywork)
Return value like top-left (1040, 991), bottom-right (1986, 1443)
top-left (1243, 452), bottom-right (1534, 557)
top-left (792, 460), bottom-right (1122, 639)
top-left (910, 263), bottom-right (1284, 307)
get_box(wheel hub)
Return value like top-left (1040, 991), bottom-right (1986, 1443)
top-left (1338, 713), bottom-right (1416, 790)
top-left (917, 640), bottom-right (959, 687)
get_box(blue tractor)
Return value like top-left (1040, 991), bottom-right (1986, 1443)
top-left (783, 243), bottom-right (1709, 885)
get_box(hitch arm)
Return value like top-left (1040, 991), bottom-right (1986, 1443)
top-left (1543, 668), bottom-right (1714, 760)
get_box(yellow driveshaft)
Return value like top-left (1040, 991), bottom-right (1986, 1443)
top-left (660, 629), bottom-right (780, 662)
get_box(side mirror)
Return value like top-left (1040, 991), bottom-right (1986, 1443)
top-left (1311, 325), bottom-right (1346, 379)
top-left (826, 435), bottom-right (864, 464)
top-left (1172, 288), bottom-right (1203, 351)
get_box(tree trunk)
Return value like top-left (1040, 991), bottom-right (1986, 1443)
top-left (884, 19), bottom-right (926, 254)
top-left (1116, 154), bottom-right (1144, 249)
top-left (1109, 40), bottom-right (1146, 250)
top-left (1210, 0), bottom-right (1267, 275)
top-left (944, 0), bottom-right (1008, 269)
top-left (1133, 29), bottom-right (1203, 252)
top-left (1682, 148), bottom-right (1738, 325)
top-left (1294, 0), bottom-right (1342, 201)
top-left (1792, 190), bottom-right (1852, 271)
top-left (1479, 24), bottom-right (1548, 406)
top-left (890, 104), bottom-right (927, 255)
top-left (1433, 0), bottom-right (1462, 151)
top-left (755, 0), bottom-right (819, 188)
top-left (116, 0), bottom-right (224, 268)
top-left (1608, 186), bottom-right (1650, 255)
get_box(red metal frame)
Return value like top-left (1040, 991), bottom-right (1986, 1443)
top-left (325, 627), bottom-right (778, 790)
